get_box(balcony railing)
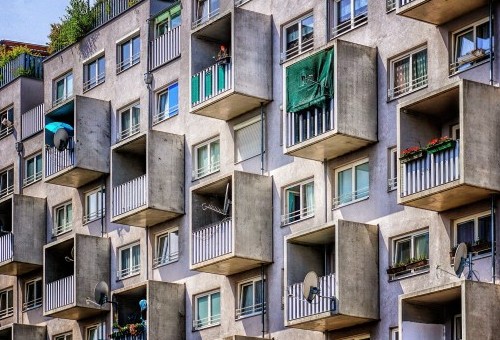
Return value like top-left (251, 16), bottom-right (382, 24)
top-left (192, 313), bottom-right (221, 330)
top-left (236, 302), bottom-right (266, 319)
top-left (23, 171), bottom-right (42, 187)
top-left (0, 305), bottom-right (13, 319)
top-left (449, 50), bottom-right (490, 75)
top-left (149, 26), bottom-right (181, 70)
top-left (281, 206), bottom-right (314, 225)
top-left (153, 250), bottom-right (179, 268)
top-left (235, 0), bottom-right (252, 5)
top-left (192, 159), bottom-right (220, 179)
top-left (22, 104), bottom-right (44, 139)
top-left (286, 98), bottom-right (334, 147)
top-left (332, 11), bottom-right (368, 38)
top-left (386, 0), bottom-right (396, 11)
top-left (388, 177), bottom-right (398, 191)
top-left (23, 297), bottom-right (42, 311)
top-left (92, 0), bottom-right (144, 28)
top-left (0, 126), bottom-right (13, 140)
top-left (333, 186), bottom-right (369, 208)
top-left (45, 275), bottom-right (74, 312)
top-left (52, 222), bottom-right (72, 236)
top-left (112, 335), bottom-right (146, 340)
top-left (152, 105), bottom-right (179, 125)
top-left (117, 123), bottom-right (140, 141)
top-left (192, 7), bottom-right (220, 29)
top-left (192, 219), bottom-right (232, 265)
top-left (83, 208), bottom-right (105, 224)
top-left (191, 62), bottom-right (232, 106)
top-left (388, 74), bottom-right (428, 100)
top-left (45, 137), bottom-right (75, 177)
top-left (83, 72), bottom-right (105, 92)
top-left (0, 53), bottom-right (44, 89)
top-left (283, 37), bottom-right (314, 61)
top-left (117, 263), bottom-right (140, 280)
top-left (287, 273), bottom-right (335, 321)
top-left (400, 0), bottom-right (417, 6)
top-left (0, 233), bottom-right (13, 263)
top-left (0, 184), bottom-right (13, 200)
top-left (113, 174), bottom-right (147, 217)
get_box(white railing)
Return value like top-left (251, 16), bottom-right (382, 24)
top-left (116, 52), bottom-right (140, 73)
top-left (153, 250), bottom-right (179, 268)
top-left (449, 50), bottom-right (490, 75)
top-left (235, 0), bottom-right (252, 5)
top-left (388, 74), bottom-right (428, 100)
top-left (0, 184), bottom-right (13, 199)
top-left (83, 209), bottom-right (105, 224)
top-left (152, 105), bottom-right (179, 125)
top-left (191, 62), bottom-right (232, 107)
top-left (22, 103), bottom-right (44, 139)
top-left (400, 0), bottom-right (417, 6)
top-left (401, 141), bottom-right (460, 197)
top-left (149, 26), bottom-right (181, 70)
top-left (286, 98), bottom-right (334, 147)
top-left (281, 206), bottom-right (314, 225)
top-left (83, 72), bottom-right (105, 91)
top-left (45, 137), bottom-right (75, 177)
top-left (52, 94), bottom-right (73, 108)
top-left (45, 275), bottom-right (74, 312)
top-left (0, 233), bottom-right (13, 263)
top-left (388, 177), bottom-right (398, 191)
top-left (23, 171), bottom-right (42, 186)
top-left (332, 11), bottom-right (368, 38)
top-left (192, 159), bottom-right (220, 179)
top-left (386, 0), bottom-right (396, 11)
top-left (192, 219), bottom-right (232, 265)
top-left (23, 297), bottom-right (42, 311)
top-left (236, 302), bottom-right (266, 319)
top-left (0, 126), bottom-right (13, 140)
top-left (283, 37), bottom-right (314, 60)
top-left (117, 122), bottom-right (140, 141)
top-left (0, 305), bottom-right (13, 319)
top-left (192, 7), bottom-right (220, 29)
top-left (192, 313), bottom-right (221, 330)
top-left (333, 186), bottom-right (369, 208)
top-left (112, 334), bottom-right (146, 340)
top-left (117, 263), bottom-right (140, 280)
top-left (52, 222), bottom-right (72, 236)
top-left (113, 174), bottom-right (147, 217)
top-left (287, 273), bottom-right (335, 321)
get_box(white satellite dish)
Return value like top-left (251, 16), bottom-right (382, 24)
top-left (303, 271), bottom-right (319, 303)
top-left (54, 128), bottom-right (69, 151)
top-left (65, 246), bottom-right (74, 262)
top-left (454, 242), bottom-right (468, 277)
top-left (94, 281), bottom-right (109, 305)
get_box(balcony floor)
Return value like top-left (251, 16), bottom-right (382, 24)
top-left (192, 254), bottom-right (268, 276)
top-left (45, 167), bottom-right (105, 188)
top-left (287, 313), bottom-right (375, 332)
top-left (0, 261), bottom-right (41, 276)
top-left (397, 0), bottom-right (488, 25)
top-left (112, 207), bottom-right (182, 227)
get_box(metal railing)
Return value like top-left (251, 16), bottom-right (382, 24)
top-left (45, 137), bottom-right (75, 177)
top-left (235, 0), bottom-right (252, 5)
top-left (449, 50), bottom-right (490, 75)
top-left (192, 7), bottom-right (220, 29)
top-left (192, 219), bottom-right (232, 265)
top-left (52, 222), bottom-right (72, 236)
top-left (401, 141), bottom-right (460, 197)
top-left (83, 209), bottom-right (105, 224)
top-left (332, 11), bottom-right (368, 38)
top-left (333, 186), bottom-right (369, 208)
top-left (192, 159), bottom-right (220, 179)
top-left (0, 305), bottom-right (13, 319)
top-left (283, 37), bottom-right (314, 60)
top-left (400, 0), bottom-right (417, 6)
top-left (153, 250), bottom-right (179, 268)
top-left (286, 98), bottom-right (334, 147)
top-left (23, 171), bottom-right (42, 186)
top-left (152, 105), bottom-right (179, 125)
top-left (113, 174), bottom-right (147, 217)
top-left (388, 74), bottom-right (427, 100)
top-left (0, 184), bottom-right (13, 199)
top-left (92, 0), bottom-right (144, 28)
top-left (117, 52), bottom-right (140, 73)
top-left (287, 273), bottom-right (335, 321)
top-left (22, 103), bottom-right (44, 139)
top-left (192, 313), bottom-right (221, 330)
top-left (191, 62), bottom-right (232, 106)
top-left (117, 122), bottom-right (140, 141)
top-left (45, 275), bottom-right (74, 312)
top-left (52, 94), bottom-right (73, 108)
top-left (0, 126), bottom-right (13, 140)
top-left (281, 206), bottom-right (314, 225)
top-left (112, 335), bottom-right (146, 340)
top-left (23, 297), bottom-right (42, 311)
top-left (386, 0), bottom-right (396, 11)
top-left (117, 263), bottom-right (140, 280)
top-left (0, 233), bottom-right (13, 263)
top-left (0, 53), bottom-right (44, 89)
top-left (149, 26), bottom-right (181, 70)
top-left (83, 72), bottom-right (105, 91)
top-left (236, 302), bottom-right (265, 319)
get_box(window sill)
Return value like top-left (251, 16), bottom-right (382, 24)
top-left (116, 271), bottom-right (140, 281)
top-left (23, 304), bottom-right (42, 312)
top-left (333, 196), bottom-right (369, 210)
top-left (152, 258), bottom-right (178, 269)
top-left (192, 323), bottom-right (221, 332)
top-left (388, 266), bottom-right (430, 282)
top-left (281, 214), bottom-right (314, 227)
top-left (192, 169), bottom-right (220, 182)
top-left (52, 228), bottom-right (73, 238)
top-left (23, 178), bottom-right (42, 188)
top-left (387, 84), bottom-right (428, 102)
top-left (449, 58), bottom-right (491, 77)
top-left (83, 215), bottom-right (105, 225)
top-left (152, 111), bottom-right (178, 126)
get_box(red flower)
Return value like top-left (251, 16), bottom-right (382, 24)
top-left (427, 136), bottom-right (451, 148)
top-left (401, 146), bottom-right (421, 156)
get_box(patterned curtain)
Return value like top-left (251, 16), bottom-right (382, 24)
top-left (393, 57), bottom-right (409, 96)
top-left (412, 50), bottom-right (427, 88)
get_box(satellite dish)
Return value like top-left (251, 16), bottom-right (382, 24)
top-left (94, 281), bottom-right (109, 305)
top-left (65, 246), bottom-right (74, 262)
top-left (303, 271), bottom-right (319, 303)
top-left (54, 128), bottom-right (69, 151)
top-left (454, 242), bottom-right (468, 277)
top-left (223, 182), bottom-right (231, 215)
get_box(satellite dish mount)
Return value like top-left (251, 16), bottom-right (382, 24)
top-left (201, 183), bottom-right (232, 216)
top-left (453, 242), bottom-right (479, 281)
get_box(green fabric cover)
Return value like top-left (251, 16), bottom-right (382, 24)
top-left (154, 3), bottom-right (181, 25)
top-left (217, 64), bottom-right (225, 91)
top-left (205, 71), bottom-right (213, 98)
top-left (286, 48), bottom-right (334, 112)
top-left (191, 74), bottom-right (200, 103)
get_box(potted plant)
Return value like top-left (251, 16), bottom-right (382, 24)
top-left (471, 239), bottom-right (491, 253)
top-left (406, 256), bottom-right (429, 270)
top-left (400, 146), bottom-right (425, 164)
top-left (387, 262), bottom-right (407, 275)
top-left (426, 136), bottom-right (456, 154)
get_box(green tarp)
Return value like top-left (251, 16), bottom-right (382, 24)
top-left (154, 3), bottom-right (181, 25)
top-left (286, 48), bottom-right (334, 113)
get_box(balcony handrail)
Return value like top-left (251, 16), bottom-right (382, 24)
top-left (388, 177), bottom-right (398, 191)
top-left (22, 103), bottom-right (44, 139)
top-left (0, 233), bottom-right (13, 263)
top-left (284, 37), bottom-right (314, 60)
top-left (192, 313), bottom-right (221, 329)
top-left (152, 250), bottom-right (179, 268)
top-left (83, 208), bottom-right (105, 224)
top-left (45, 275), bottom-right (74, 312)
top-left (116, 51), bottom-right (140, 73)
top-left (111, 335), bottom-right (146, 340)
top-left (45, 137), bottom-right (75, 178)
top-left (192, 218), bottom-right (232, 264)
top-left (92, 0), bottom-right (144, 28)
top-left (235, 0), bottom-right (252, 5)
top-left (23, 297), bottom-right (43, 311)
top-left (400, 0), bottom-right (417, 7)
top-left (152, 104), bottom-right (179, 125)
top-left (113, 174), bottom-right (148, 217)
top-left (449, 49), bottom-right (490, 75)
top-left (191, 61), bottom-right (232, 106)
top-left (149, 25), bottom-right (181, 70)
top-left (287, 273), bottom-right (335, 321)
top-left (236, 302), bottom-right (266, 319)
top-left (83, 72), bottom-right (105, 91)
top-left (0, 53), bottom-right (44, 89)
top-left (388, 74), bottom-right (428, 100)
top-left (331, 10), bottom-right (368, 38)
top-left (117, 263), bottom-right (141, 279)
top-left (52, 222), bottom-right (72, 236)
top-left (0, 306), bottom-right (13, 319)
top-left (0, 185), bottom-right (14, 199)
top-left (192, 159), bottom-right (220, 179)
top-left (23, 171), bottom-right (42, 186)
top-left (281, 205), bottom-right (314, 225)
top-left (401, 140), bottom-right (460, 197)
top-left (118, 122), bottom-right (140, 141)
top-left (0, 126), bottom-right (13, 140)
top-left (333, 186), bottom-right (369, 208)
top-left (192, 7), bottom-right (220, 29)
top-left (52, 94), bottom-right (74, 108)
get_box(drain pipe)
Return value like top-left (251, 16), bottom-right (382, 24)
top-left (261, 263), bottom-right (265, 338)
top-left (15, 142), bottom-right (23, 195)
top-left (324, 159), bottom-right (328, 223)
top-left (491, 195), bottom-right (496, 283)
top-left (489, 0), bottom-right (494, 85)
top-left (260, 103), bottom-right (265, 175)
top-left (100, 176), bottom-right (105, 237)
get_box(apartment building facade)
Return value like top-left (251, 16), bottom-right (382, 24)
top-left (0, 0), bottom-right (499, 339)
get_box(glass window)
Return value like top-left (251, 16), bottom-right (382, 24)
top-left (55, 334), bottom-right (72, 340)
top-left (234, 116), bottom-right (263, 163)
top-left (332, 0), bottom-right (368, 37)
top-left (282, 179), bottom-right (314, 225)
top-left (24, 153), bottom-right (42, 186)
top-left (153, 228), bottom-right (179, 267)
top-left (454, 212), bottom-right (492, 253)
top-left (194, 290), bottom-right (221, 330)
top-left (454, 314), bottom-right (462, 340)
top-left (24, 278), bottom-right (42, 311)
top-left (388, 147), bottom-right (398, 191)
top-left (53, 72), bottom-right (73, 105)
top-left (393, 231), bottom-right (429, 265)
top-left (283, 14), bottom-right (314, 60)
top-left (156, 9), bottom-right (181, 37)
top-left (193, 137), bottom-right (220, 179)
top-left (390, 328), bottom-right (399, 340)
top-left (0, 107), bottom-right (13, 139)
top-left (388, 47), bottom-right (427, 99)
top-left (118, 242), bottom-right (140, 279)
top-left (194, 0), bottom-right (219, 26)
top-left (86, 323), bottom-right (105, 340)
top-left (84, 55), bottom-right (105, 91)
top-left (154, 82), bottom-right (179, 124)
top-left (451, 19), bottom-right (491, 74)
top-left (117, 36), bottom-right (140, 72)
top-left (0, 289), bottom-right (13, 319)
top-left (236, 277), bottom-right (265, 319)
top-left (0, 168), bottom-right (14, 199)
top-left (118, 102), bottom-right (140, 140)
top-left (84, 187), bottom-right (105, 224)
top-left (334, 159), bottom-right (369, 207)
top-left (54, 201), bottom-right (72, 236)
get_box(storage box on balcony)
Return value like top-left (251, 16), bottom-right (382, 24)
top-left (43, 233), bottom-right (110, 319)
top-left (111, 131), bottom-right (184, 227)
top-left (0, 323), bottom-right (46, 340)
top-left (285, 220), bottom-right (378, 331)
top-left (0, 194), bottom-right (45, 276)
top-left (398, 80), bottom-right (500, 211)
top-left (396, 0), bottom-right (488, 25)
top-left (400, 281), bottom-right (500, 339)
top-left (190, 8), bottom-right (272, 120)
top-left (190, 171), bottom-right (272, 275)
top-left (284, 40), bottom-right (377, 161)
top-left (44, 96), bottom-right (110, 188)
top-left (112, 280), bottom-right (185, 340)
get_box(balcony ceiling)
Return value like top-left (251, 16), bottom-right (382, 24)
top-left (401, 86), bottom-right (459, 122)
top-left (193, 14), bottom-right (231, 43)
top-left (397, 0), bottom-right (488, 25)
top-left (289, 225), bottom-right (335, 246)
top-left (404, 285), bottom-right (460, 306)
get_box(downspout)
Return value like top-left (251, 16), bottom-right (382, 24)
top-left (100, 176), bottom-right (105, 237)
top-left (491, 195), bottom-right (496, 283)
top-left (16, 142), bottom-right (23, 195)
top-left (324, 159), bottom-right (327, 223)
top-left (261, 264), bottom-right (265, 338)
top-left (260, 103), bottom-right (265, 175)
top-left (489, 0), bottom-right (494, 85)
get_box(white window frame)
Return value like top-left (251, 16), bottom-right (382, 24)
top-left (117, 35), bottom-right (140, 73)
top-left (0, 167), bottom-right (14, 199)
top-left (24, 278), bottom-right (42, 311)
top-left (83, 55), bottom-right (105, 91)
top-left (386, 0), bottom-right (396, 12)
top-left (454, 314), bottom-right (462, 340)
top-left (118, 102), bottom-right (140, 141)
top-left (281, 178), bottom-right (314, 225)
top-left (234, 116), bottom-right (263, 163)
top-left (390, 327), bottom-right (399, 340)
top-left (118, 242), bottom-right (140, 280)
top-left (0, 288), bottom-right (13, 319)
top-left (53, 201), bottom-right (72, 236)
top-left (153, 228), bottom-right (179, 268)
top-left (53, 72), bottom-right (73, 106)
top-left (84, 186), bottom-right (105, 224)
top-left (333, 158), bottom-right (369, 208)
top-left (193, 289), bottom-right (221, 330)
top-left (388, 147), bottom-right (398, 191)
top-left (192, 137), bottom-right (220, 179)
top-left (24, 153), bottom-right (42, 187)
top-left (236, 277), bottom-right (265, 319)
top-left (153, 82), bottom-right (179, 124)
top-left (332, 0), bottom-right (368, 38)
top-left (390, 229), bottom-right (430, 279)
top-left (54, 333), bottom-right (72, 340)
top-left (453, 211), bottom-right (492, 248)
top-left (193, 0), bottom-right (219, 28)
top-left (451, 123), bottom-right (460, 140)
top-left (0, 106), bottom-right (14, 139)
top-left (282, 13), bottom-right (314, 60)
top-left (86, 323), bottom-right (105, 340)
top-left (388, 46), bottom-right (428, 100)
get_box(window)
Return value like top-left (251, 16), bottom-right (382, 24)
top-left (118, 102), bottom-right (140, 140)
top-left (0, 168), bottom-right (14, 199)
top-left (451, 19), bottom-right (491, 74)
top-left (153, 228), bottom-right (179, 268)
top-left (234, 116), bottom-right (263, 163)
top-left (194, 290), bottom-right (221, 330)
top-left (236, 277), bottom-right (265, 319)
top-left (117, 36), bottom-right (140, 72)
top-left (154, 82), bottom-right (179, 124)
top-left (332, 0), bottom-right (368, 37)
top-left (118, 242), bottom-right (140, 279)
top-left (84, 187), bottom-right (105, 224)
top-left (391, 230), bottom-right (429, 278)
top-left (53, 202), bottom-right (72, 236)
top-left (86, 323), bottom-right (106, 340)
top-left (390, 328), bottom-right (399, 340)
top-left (55, 333), bottom-right (72, 340)
top-left (451, 123), bottom-right (460, 140)
top-left (388, 147), bottom-right (397, 191)
top-left (193, 138), bottom-right (220, 179)
top-left (24, 153), bottom-right (42, 186)
top-left (282, 179), bottom-right (314, 225)
top-left (155, 6), bottom-right (181, 37)
top-left (334, 159), bottom-right (369, 207)
top-left (388, 47), bottom-right (427, 100)
top-left (24, 278), bottom-right (42, 311)
top-left (193, 0), bottom-right (219, 27)
top-left (0, 106), bottom-right (13, 139)
top-left (454, 314), bottom-right (462, 340)
top-left (283, 14), bottom-right (314, 60)
top-left (454, 212), bottom-right (491, 254)
top-left (386, 0), bottom-right (396, 12)
top-left (84, 55), bottom-right (105, 91)
top-left (0, 289), bottom-right (13, 319)
top-left (53, 72), bottom-right (73, 106)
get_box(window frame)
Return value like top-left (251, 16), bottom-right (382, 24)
top-left (0, 288), bottom-right (13, 319)
top-left (193, 289), bottom-right (221, 330)
top-left (453, 211), bottom-right (492, 251)
top-left (24, 278), bottom-right (42, 311)
top-left (234, 116), bottom-right (263, 163)
top-left (84, 186), bottom-right (105, 224)
top-left (117, 35), bottom-right (141, 73)
top-left (83, 55), bottom-right (105, 91)
top-left (282, 13), bottom-right (314, 60)
top-left (0, 167), bottom-right (14, 199)
top-left (281, 178), bottom-right (314, 225)
top-left (390, 327), bottom-right (399, 340)
top-left (389, 229), bottom-right (430, 280)
top-left (86, 323), bottom-right (105, 340)
top-left (153, 82), bottom-right (179, 125)
top-left (332, 0), bottom-right (368, 38)
top-left (153, 228), bottom-right (179, 268)
top-left (192, 137), bottom-right (220, 180)
top-left (454, 314), bottom-right (462, 340)
top-left (0, 106), bottom-right (14, 139)
top-left (53, 72), bottom-right (73, 106)
top-left (236, 276), bottom-right (265, 319)
top-left (388, 147), bottom-right (398, 191)
top-left (388, 46), bottom-right (428, 100)
top-left (53, 201), bottom-right (73, 236)
top-left (54, 333), bottom-right (72, 340)
top-left (118, 241), bottom-right (141, 280)
top-left (118, 102), bottom-right (140, 141)
top-left (24, 153), bottom-right (42, 187)
top-left (333, 158), bottom-right (370, 208)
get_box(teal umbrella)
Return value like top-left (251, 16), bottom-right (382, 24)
top-left (45, 122), bottom-right (74, 134)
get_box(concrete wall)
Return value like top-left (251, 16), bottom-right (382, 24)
top-left (464, 281), bottom-right (500, 340)
top-left (148, 280), bottom-right (185, 340)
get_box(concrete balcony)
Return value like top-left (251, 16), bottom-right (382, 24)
top-left (285, 220), bottom-right (378, 331)
top-left (190, 7), bottom-right (272, 120)
top-left (0, 324), bottom-right (46, 340)
top-left (43, 233), bottom-right (110, 319)
top-left (398, 80), bottom-right (500, 211)
top-left (111, 131), bottom-right (184, 227)
top-left (284, 40), bottom-right (377, 161)
top-left (400, 281), bottom-right (500, 339)
top-left (190, 171), bottom-right (272, 275)
top-left (44, 96), bottom-right (110, 188)
top-left (396, 0), bottom-right (488, 25)
top-left (111, 280), bottom-right (185, 340)
top-left (0, 195), bottom-right (45, 276)
top-left (0, 53), bottom-right (43, 89)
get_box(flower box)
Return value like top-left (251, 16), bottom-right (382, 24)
top-left (471, 242), bottom-right (492, 253)
top-left (400, 150), bottom-right (426, 164)
top-left (426, 139), bottom-right (456, 154)
top-left (386, 264), bottom-right (408, 275)
top-left (406, 258), bottom-right (429, 270)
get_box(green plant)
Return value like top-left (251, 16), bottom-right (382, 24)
top-left (0, 45), bottom-right (34, 68)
